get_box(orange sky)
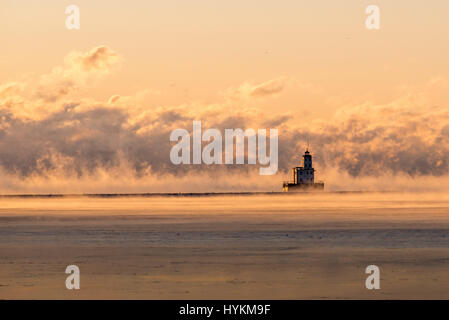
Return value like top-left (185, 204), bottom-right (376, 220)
top-left (1, 1), bottom-right (448, 119)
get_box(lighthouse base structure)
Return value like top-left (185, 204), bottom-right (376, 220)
top-left (283, 181), bottom-right (324, 192)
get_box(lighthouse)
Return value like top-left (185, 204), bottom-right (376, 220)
top-left (283, 149), bottom-right (324, 192)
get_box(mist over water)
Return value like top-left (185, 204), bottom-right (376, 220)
top-left (1, 166), bottom-right (449, 194)
top-left (2, 191), bottom-right (449, 299)
top-left (1, 191), bottom-right (449, 214)
top-left (2, 191), bottom-right (449, 251)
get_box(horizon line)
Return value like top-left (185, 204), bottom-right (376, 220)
top-left (0, 190), bottom-right (391, 198)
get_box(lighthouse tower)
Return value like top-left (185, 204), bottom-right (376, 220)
top-left (296, 149), bottom-right (315, 184)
